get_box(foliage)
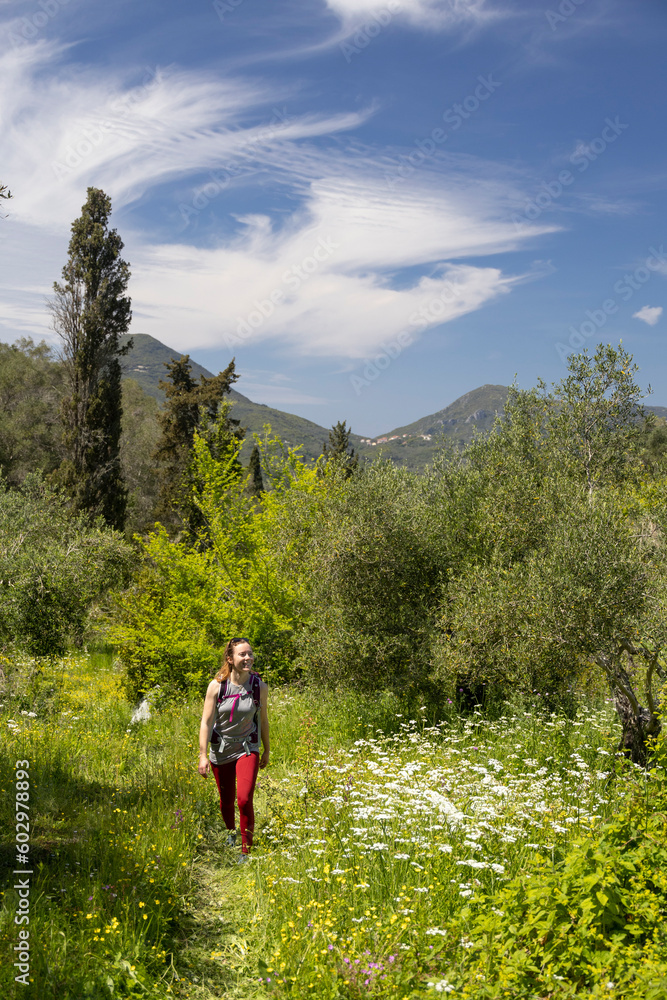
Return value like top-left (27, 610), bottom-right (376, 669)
top-left (642, 422), bottom-right (667, 474)
top-left (459, 779), bottom-right (667, 998)
top-left (7, 650), bottom-right (660, 1000)
top-left (407, 348), bottom-right (667, 746)
top-left (4, 337), bottom-right (667, 997)
top-left (50, 187), bottom-right (132, 530)
top-left (0, 475), bottom-right (133, 655)
top-left (322, 419), bottom-right (359, 478)
top-left (0, 181), bottom-right (10, 215)
top-left (436, 473), bottom-right (656, 711)
top-left (110, 345), bottom-right (667, 745)
top-left (153, 355), bottom-right (242, 532)
top-left (0, 338), bottom-right (65, 485)
top-left (119, 378), bottom-right (162, 536)
top-left (110, 426), bottom-right (324, 698)
top-left (547, 341), bottom-right (653, 495)
top-left (0, 654), bottom-right (219, 1000)
top-left (255, 694), bottom-right (644, 999)
top-left (108, 525), bottom-right (231, 697)
top-left (247, 444), bottom-right (264, 498)
top-left (153, 355), bottom-right (199, 522)
top-left (295, 460), bottom-right (448, 695)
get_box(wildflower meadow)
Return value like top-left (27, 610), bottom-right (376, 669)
top-left (2, 652), bottom-right (667, 999)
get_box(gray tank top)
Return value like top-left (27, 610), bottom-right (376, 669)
top-left (209, 677), bottom-right (261, 765)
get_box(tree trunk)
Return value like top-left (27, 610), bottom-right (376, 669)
top-left (612, 688), bottom-right (659, 768)
top-left (597, 648), bottom-right (662, 767)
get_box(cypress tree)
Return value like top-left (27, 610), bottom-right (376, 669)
top-left (153, 355), bottom-right (199, 523)
top-left (50, 187), bottom-right (131, 529)
top-left (153, 355), bottom-right (243, 529)
top-left (323, 420), bottom-right (359, 478)
top-left (247, 444), bottom-right (264, 498)
top-left (197, 369), bottom-right (244, 460)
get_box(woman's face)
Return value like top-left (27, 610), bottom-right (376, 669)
top-left (232, 642), bottom-right (254, 670)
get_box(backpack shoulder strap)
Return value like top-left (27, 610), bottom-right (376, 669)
top-left (216, 674), bottom-right (260, 708)
top-left (216, 679), bottom-right (229, 705)
top-left (250, 672), bottom-right (261, 708)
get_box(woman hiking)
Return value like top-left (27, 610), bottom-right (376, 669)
top-left (198, 637), bottom-right (270, 859)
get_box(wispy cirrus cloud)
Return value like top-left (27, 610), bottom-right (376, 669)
top-left (129, 154), bottom-right (552, 359)
top-left (574, 193), bottom-right (640, 217)
top-left (325, 0), bottom-right (504, 30)
top-left (0, 39), bottom-right (369, 230)
top-left (237, 377), bottom-right (329, 406)
top-left (0, 35), bottom-right (553, 360)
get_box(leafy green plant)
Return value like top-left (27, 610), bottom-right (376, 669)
top-left (109, 525), bottom-right (235, 697)
top-left (110, 426), bottom-right (325, 697)
top-left (0, 474), bottom-right (132, 655)
top-left (456, 780), bottom-right (667, 998)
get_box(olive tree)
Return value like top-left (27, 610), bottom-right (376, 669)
top-left (435, 344), bottom-right (666, 761)
top-left (0, 474), bottom-right (133, 655)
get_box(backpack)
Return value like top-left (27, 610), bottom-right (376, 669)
top-left (210, 671), bottom-right (261, 749)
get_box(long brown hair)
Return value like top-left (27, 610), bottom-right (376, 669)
top-left (215, 638), bottom-right (253, 683)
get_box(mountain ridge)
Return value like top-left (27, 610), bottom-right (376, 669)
top-left (120, 334), bottom-right (338, 462)
top-left (120, 334), bottom-right (664, 470)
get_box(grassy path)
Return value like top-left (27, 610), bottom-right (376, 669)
top-left (3, 653), bottom-right (667, 998)
top-left (0, 652), bottom-right (371, 999)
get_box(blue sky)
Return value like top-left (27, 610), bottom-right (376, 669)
top-left (1, 0), bottom-right (665, 436)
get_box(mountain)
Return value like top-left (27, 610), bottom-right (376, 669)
top-left (354, 384), bottom-right (509, 469)
top-left (119, 334), bottom-right (336, 462)
top-left (383, 384), bottom-right (509, 438)
top-left (120, 335), bottom-right (665, 472)
top-left (119, 333), bottom-right (214, 400)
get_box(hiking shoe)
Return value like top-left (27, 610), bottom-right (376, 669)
top-left (237, 854), bottom-right (249, 864)
top-left (224, 831), bottom-right (237, 848)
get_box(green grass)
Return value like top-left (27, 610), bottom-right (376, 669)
top-left (2, 653), bottom-right (665, 999)
top-left (1, 653), bottom-right (213, 998)
top-left (251, 705), bottom-right (643, 998)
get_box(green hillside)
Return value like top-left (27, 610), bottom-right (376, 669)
top-left (386, 383), bottom-right (508, 438)
top-left (119, 334), bottom-right (215, 400)
top-left (357, 383), bottom-right (509, 469)
top-left (120, 335), bottom-right (665, 473)
top-left (120, 334), bottom-right (337, 463)
top-left (362, 386), bottom-right (667, 470)
top-left (220, 393), bottom-right (341, 462)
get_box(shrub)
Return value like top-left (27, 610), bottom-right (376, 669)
top-left (109, 529), bottom-right (227, 697)
top-left (109, 431), bottom-right (322, 698)
top-left (0, 474), bottom-right (133, 655)
top-left (458, 777), bottom-right (667, 997)
top-left (296, 461), bottom-right (448, 695)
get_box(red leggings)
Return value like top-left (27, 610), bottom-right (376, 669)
top-left (211, 752), bottom-right (260, 853)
